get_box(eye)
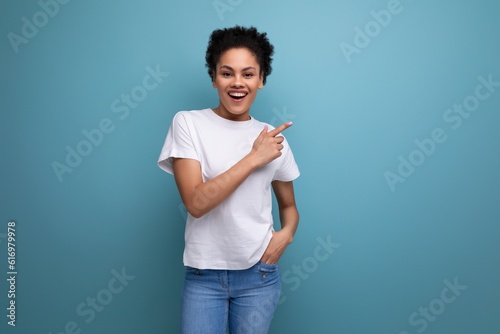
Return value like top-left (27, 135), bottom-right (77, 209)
top-left (222, 72), bottom-right (232, 77)
top-left (244, 73), bottom-right (254, 78)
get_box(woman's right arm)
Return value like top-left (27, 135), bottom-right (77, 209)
top-left (173, 121), bottom-right (292, 218)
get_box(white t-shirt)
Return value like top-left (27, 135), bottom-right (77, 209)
top-left (158, 108), bottom-right (300, 270)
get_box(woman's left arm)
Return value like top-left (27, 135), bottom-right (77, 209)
top-left (260, 180), bottom-right (299, 264)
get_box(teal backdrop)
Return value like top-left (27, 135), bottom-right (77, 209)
top-left (1, 0), bottom-right (499, 333)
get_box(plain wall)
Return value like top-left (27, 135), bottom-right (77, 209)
top-left (1, 0), bottom-right (499, 333)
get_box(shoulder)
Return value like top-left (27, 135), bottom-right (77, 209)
top-left (172, 108), bottom-right (211, 124)
top-left (251, 117), bottom-right (276, 131)
top-left (173, 108), bottom-right (210, 119)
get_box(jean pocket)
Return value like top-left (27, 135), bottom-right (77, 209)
top-left (255, 263), bottom-right (279, 289)
top-left (258, 261), bottom-right (279, 277)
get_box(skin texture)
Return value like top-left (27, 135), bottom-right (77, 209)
top-left (172, 47), bottom-right (299, 264)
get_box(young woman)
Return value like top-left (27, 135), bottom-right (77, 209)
top-left (158, 26), bottom-right (300, 334)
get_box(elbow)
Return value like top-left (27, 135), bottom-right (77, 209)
top-left (282, 202), bottom-right (299, 215)
top-left (188, 210), bottom-right (204, 219)
top-left (180, 191), bottom-right (209, 219)
top-left (185, 202), bottom-right (207, 219)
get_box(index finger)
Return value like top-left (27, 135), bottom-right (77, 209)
top-left (267, 121), bottom-right (293, 137)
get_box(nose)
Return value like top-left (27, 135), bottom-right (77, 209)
top-left (231, 74), bottom-right (244, 87)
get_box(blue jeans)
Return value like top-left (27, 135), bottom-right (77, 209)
top-left (181, 261), bottom-right (281, 334)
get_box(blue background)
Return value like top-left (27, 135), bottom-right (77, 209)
top-left (1, 0), bottom-right (499, 333)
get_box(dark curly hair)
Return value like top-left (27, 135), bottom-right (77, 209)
top-left (205, 26), bottom-right (274, 85)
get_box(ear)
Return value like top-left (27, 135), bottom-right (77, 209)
top-left (258, 75), bottom-right (264, 89)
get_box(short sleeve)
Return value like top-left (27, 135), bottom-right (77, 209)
top-left (157, 112), bottom-right (200, 174)
top-left (273, 137), bottom-right (300, 182)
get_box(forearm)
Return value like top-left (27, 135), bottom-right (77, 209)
top-left (183, 153), bottom-right (257, 218)
top-left (278, 204), bottom-right (299, 244)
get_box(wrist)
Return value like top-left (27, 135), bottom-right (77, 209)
top-left (278, 228), bottom-right (294, 244)
top-left (243, 151), bottom-right (259, 170)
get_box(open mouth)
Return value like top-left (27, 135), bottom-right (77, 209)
top-left (228, 92), bottom-right (248, 101)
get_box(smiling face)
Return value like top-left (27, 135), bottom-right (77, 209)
top-left (212, 47), bottom-right (264, 121)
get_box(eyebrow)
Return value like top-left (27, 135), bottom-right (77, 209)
top-left (219, 65), bottom-right (257, 72)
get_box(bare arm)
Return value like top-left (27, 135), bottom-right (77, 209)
top-left (173, 122), bottom-right (293, 218)
top-left (260, 180), bottom-right (299, 264)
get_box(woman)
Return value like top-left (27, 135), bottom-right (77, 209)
top-left (158, 26), bottom-right (300, 334)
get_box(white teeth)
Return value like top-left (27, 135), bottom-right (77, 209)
top-left (229, 92), bottom-right (247, 98)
